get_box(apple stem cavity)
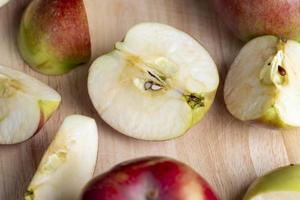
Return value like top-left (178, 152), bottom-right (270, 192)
top-left (146, 189), bottom-right (159, 200)
top-left (184, 94), bottom-right (205, 109)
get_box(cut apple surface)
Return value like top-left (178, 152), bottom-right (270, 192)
top-left (24, 115), bottom-right (99, 200)
top-left (88, 23), bottom-right (219, 140)
top-left (0, 0), bottom-right (10, 8)
top-left (244, 165), bottom-right (300, 200)
top-left (224, 35), bottom-right (300, 128)
top-left (0, 65), bottom-right (60, 144)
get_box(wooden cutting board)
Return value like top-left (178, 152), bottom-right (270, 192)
top-left (0, 0), bottom-right (299, 199)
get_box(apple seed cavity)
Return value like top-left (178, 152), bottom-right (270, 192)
top-left (146, 189), bottom-right (159, 200)
top-left (259, 40), bottom-right (287, 86)
top-left (0, 74), bottom-right (21, 98)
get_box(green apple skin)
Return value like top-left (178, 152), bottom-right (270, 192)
top-left (35, 100), bottom-right (60, 133)
top-left (244, 165), bottom-right (300, 200)
top-left (258, 106), bottom-right (288, 129)
top-left (212, 0), bottom-right (300, 41)
top-left (18, 0), bottom-right (91, 75)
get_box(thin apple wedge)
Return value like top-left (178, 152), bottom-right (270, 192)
top-left (0, 65), bottom-right (60, 144)
top-left (88, 23), bottom-right (219, 141)
top-left (24, 115), bottom-right (99, 200)
top-left (224, 35), bottom-right (300, 128)
top-left (244, 165), bottom-right (300, 200)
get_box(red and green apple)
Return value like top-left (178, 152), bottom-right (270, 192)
top-left (18, 0), bottom-right (91, 75)
top-left (213, 0), bottom-right (300, 41)
top-left (81, 157), bottom-right (218, 200)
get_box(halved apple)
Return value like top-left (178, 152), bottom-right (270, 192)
top-left (0, 65), bottom-right (60, 144)
top-left (244, 165), bottom-right (300, 200)
top-left (88, 23), bottom-right (219, 141)
top-left (224, 35), bottom-right (300, 128)
top-left (24, 115), bottom-right (99, 200)
top-left (0, 0), bottom-right (10, 8)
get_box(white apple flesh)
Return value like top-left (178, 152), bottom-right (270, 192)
top-left (244, 165), bottom-right (300, 200)
top-left (0, 65), bottom-right (61, 144)
top-left (224, 36), bottom-right (300, 128)
top-left (88, 23), bottom-right (219, 140)
top-left (24, 115), bottom-right (99, 200)
top-left (0, 0), bottom-right (10, 8)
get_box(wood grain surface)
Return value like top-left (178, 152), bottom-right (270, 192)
top-left (0, 0), bottom-right (299, 199)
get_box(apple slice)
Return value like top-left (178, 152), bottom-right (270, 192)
top-left (0, 0), bottom-right (10, 8)
top-left (0, 65), bottom-right (60, 144)
top-left (244, 165), bottom-right (300, 200)
top-left (24, 115), bottom-right (99, 200)
top-left (224, 35), bottom-right (300, 128)
top-left (88, 23), bottom-right (219, 140)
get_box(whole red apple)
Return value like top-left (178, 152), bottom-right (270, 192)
top-left (213, 0), bottom-right (300, 41)
top-left (81, 157), bottom-right (218, 200)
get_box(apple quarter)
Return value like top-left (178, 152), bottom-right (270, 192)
top-left (225, 36), bottom-right (300, 128)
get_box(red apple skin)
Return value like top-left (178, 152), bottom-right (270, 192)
top-left (18, 0), bottom-right (91, 75)
top-left (81, 157), bottom-right (218, 200)
top-left (212, 0), bottom-right (300, 41)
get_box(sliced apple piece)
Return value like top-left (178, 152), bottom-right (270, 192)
top-left (0, 65), bottom-right (60, 144)
top-left (0, 0), bottom-right (10, 8)
top-left (24, 115), bottom-right (99, 200)
top-left (224, 35), bottom-right (300, 128)
top-left (244, 165), bottom-right (300, 200)
top-left (88, 23), bottom-right (219, 141)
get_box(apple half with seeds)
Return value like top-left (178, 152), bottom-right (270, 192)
top-left (0, 0), bottom-right (10, 8)
top-left (0, 65), bottom-right (60, 144)
top-left (88, 23), bottom-right (219, 140)
top-left (224, 35), bottom-right (300, 128)
top-left (244, 165), bottom-right (300, 200)
top-left (25, 115), bottom-right (99, 200)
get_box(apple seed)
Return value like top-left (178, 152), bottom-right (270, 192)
top-left (278, 65), bottom-right (286, 76)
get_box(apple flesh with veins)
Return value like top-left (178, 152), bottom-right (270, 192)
top-left (224, 35), bottom-right (300, 128)
top-left (88, 23), bottom-right (219, 141)
top-left (244, 165), bottom-right (300, 200)
top-left (24, 115), bottom-right (99, 200)
top-left (0, 65), bottom-right (60, 144)
top-left (0, 0), bottom-right (10, 8)
top-left (212, 0), bottom-right (300, 41)
top-left (18, 0), bottom-right (91, 75)
top-left (81, 157), bottom-right (219, 200)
